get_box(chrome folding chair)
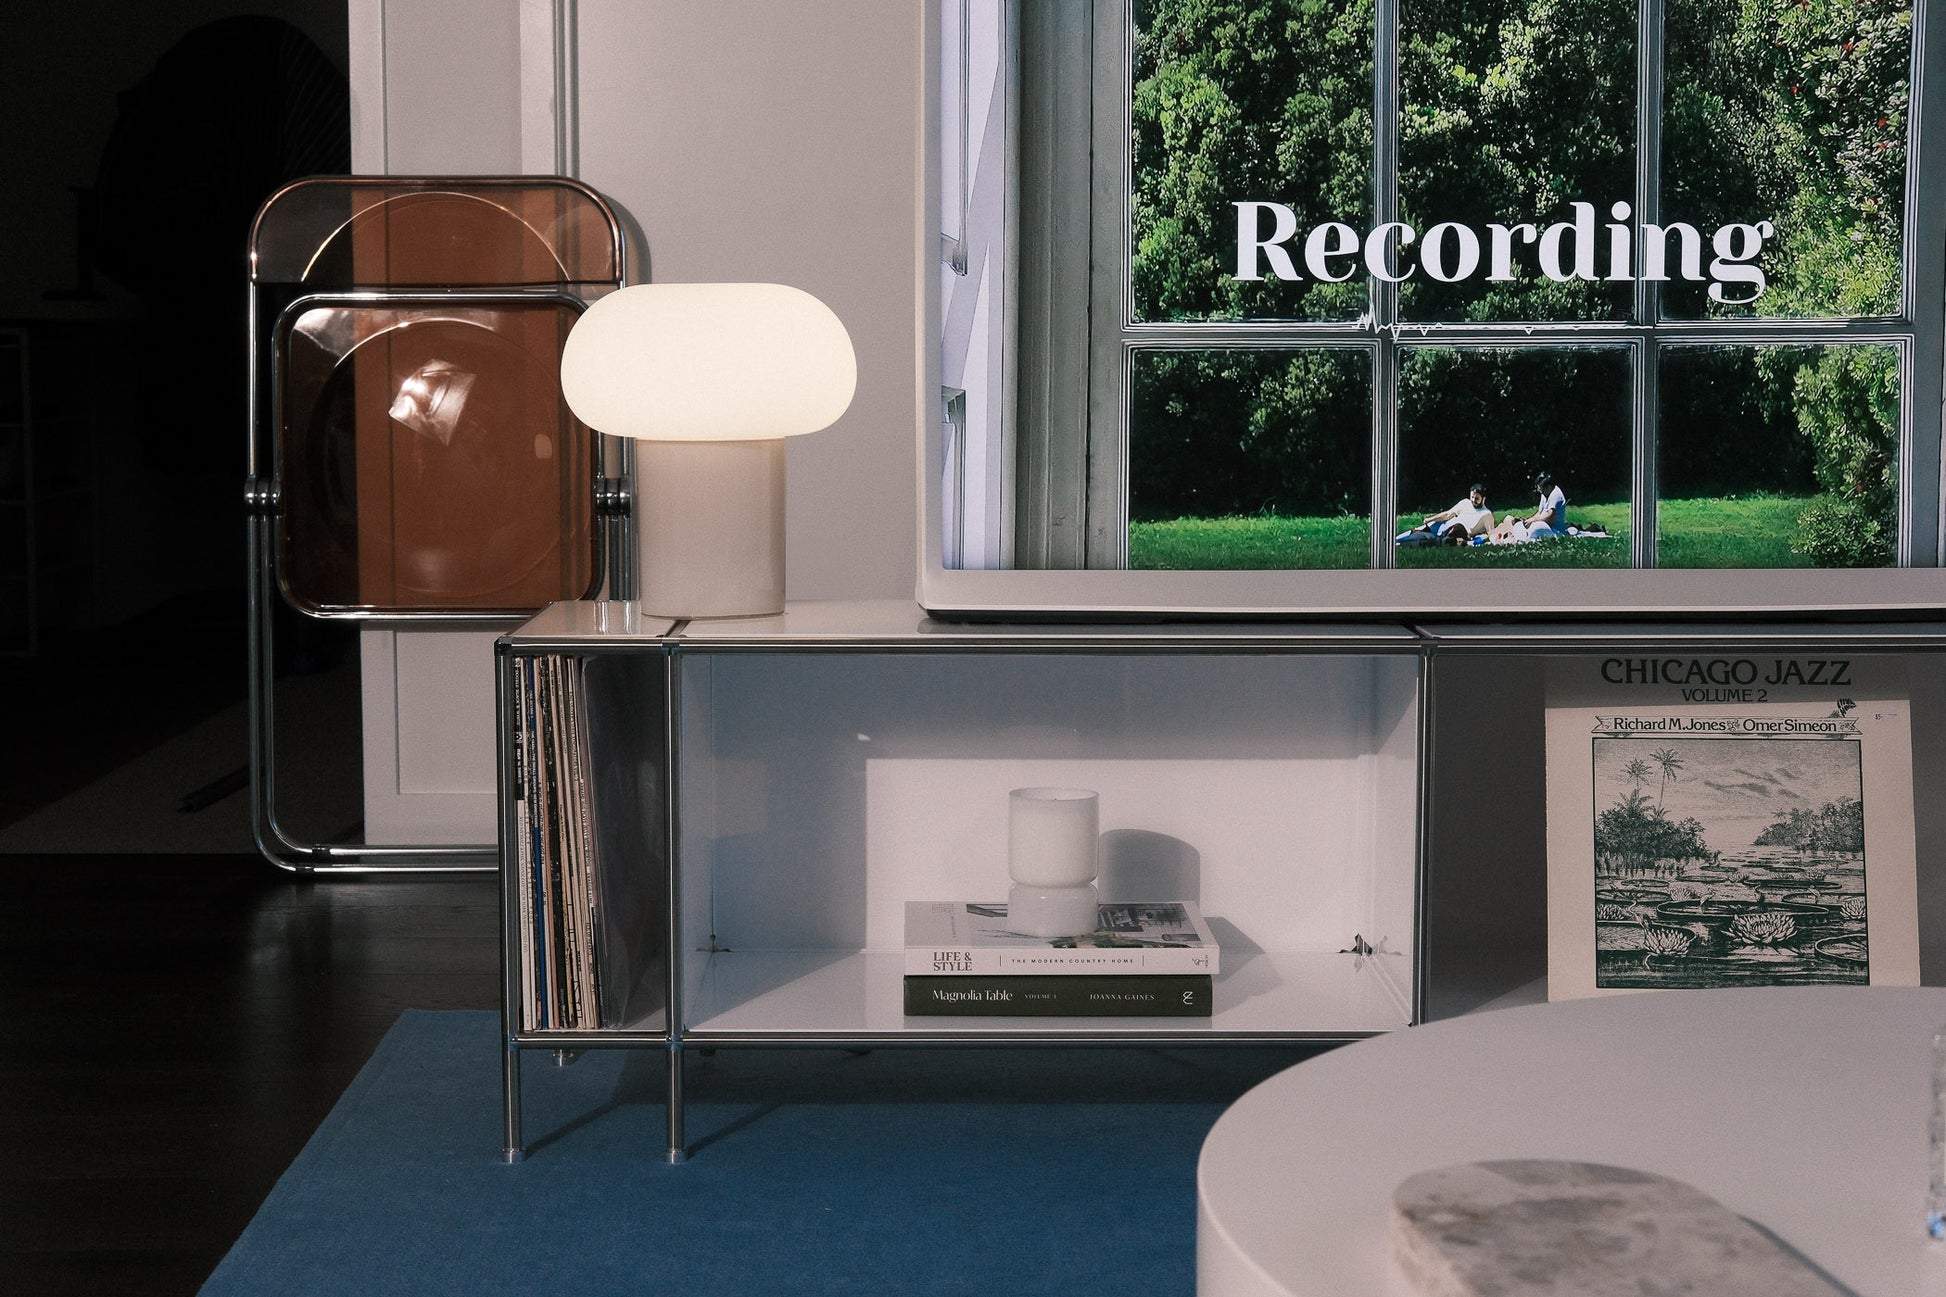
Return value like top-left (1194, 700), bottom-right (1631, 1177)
top-left (245, 177), bottom-right (629, 871)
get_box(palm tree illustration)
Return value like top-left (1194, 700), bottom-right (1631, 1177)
top-left (1651, 747), bottom-right (1684, 808)
top-left (1622, 757), bottom-right (1652, 790)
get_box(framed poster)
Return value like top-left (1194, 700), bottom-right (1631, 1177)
top-left (1543, 655), bottom-right (1918, 999)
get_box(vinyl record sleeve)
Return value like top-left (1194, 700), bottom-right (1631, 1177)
top-left (1543, 654), bottom-right (1918, 1000)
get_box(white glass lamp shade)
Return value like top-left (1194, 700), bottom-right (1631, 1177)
top-left (557, 282), bottom-right (857, 618)
top-left (559, 282), bottom-right (857, 441)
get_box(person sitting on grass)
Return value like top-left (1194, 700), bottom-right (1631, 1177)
top-left (1519, 471), bottom-right (1568, 540)
top-left (1486, 513), bottom-right (1532, 545)
top-left (1395, 484), bottom-right (1494, 547)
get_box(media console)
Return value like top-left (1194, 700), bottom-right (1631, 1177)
top-left (495, 600), bottom-right (1946, 1162)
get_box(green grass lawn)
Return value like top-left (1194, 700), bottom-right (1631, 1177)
top-left (1127, 496), bottom-right (1818, 570)
top-left (1128, 514), bottom-right (1371, 570)
top-left (1653, 495), bottom-right (1812, 568)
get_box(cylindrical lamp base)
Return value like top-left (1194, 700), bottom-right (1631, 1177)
top-left (634, 438), bottom-right (786, 618)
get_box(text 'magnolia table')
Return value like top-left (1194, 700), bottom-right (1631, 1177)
top-left (1197, 985), bottom-right (1946, 1296)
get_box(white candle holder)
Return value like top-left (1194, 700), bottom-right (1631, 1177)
top-left (1007, 787), bottom-right (1099, 937)
top-left (1008, 883), bottom-right (1099, 940)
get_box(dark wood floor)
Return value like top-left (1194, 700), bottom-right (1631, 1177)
top-left (0, 854), bottom-right (500, 1297)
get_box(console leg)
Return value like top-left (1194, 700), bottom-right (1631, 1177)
top-left (666, 1041), bottom-right (686, 1164)
top-left (501, 1036), bottom-right (525, 1164)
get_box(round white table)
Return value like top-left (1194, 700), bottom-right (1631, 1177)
top-left (1198, 986), bottom-right (1946, 1296)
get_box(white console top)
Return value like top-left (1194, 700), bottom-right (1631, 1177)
top-left (507, 598), bottom-right (1425, 650)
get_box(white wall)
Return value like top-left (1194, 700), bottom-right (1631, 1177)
top-left (573, 0), bottom-right (920, 601)
top-left (348, 0), bottom-right (526, 844)
top-left (348, 0), bottom-right (922, 842)
top-left (352, 0), bottom-right (921, 600)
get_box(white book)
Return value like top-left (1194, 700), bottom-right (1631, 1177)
top-left (904, 900), bottom-right (1219, 976)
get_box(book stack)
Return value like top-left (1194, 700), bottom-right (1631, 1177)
top-left (903, 900), bottom-right (1219, 1017)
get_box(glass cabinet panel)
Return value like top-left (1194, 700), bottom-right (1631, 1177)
top-left (675, 647), bottom-right (1421, 1037)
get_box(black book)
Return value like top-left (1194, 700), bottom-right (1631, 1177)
top-left (903, 974), bottom-right (1213, 1017)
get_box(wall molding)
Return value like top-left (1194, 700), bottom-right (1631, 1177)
top-left (520, 0), bottom-right (579, 175)
top-left (347, 0), bottom-right (388, 172)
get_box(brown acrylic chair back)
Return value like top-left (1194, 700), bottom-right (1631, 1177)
top-left (245, 177), bottom-right (628, 870)
top-left (250, 177), bottom-right (625, 618)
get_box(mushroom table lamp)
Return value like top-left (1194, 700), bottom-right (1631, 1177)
top-left (559, 282), bottom-right (857, 618)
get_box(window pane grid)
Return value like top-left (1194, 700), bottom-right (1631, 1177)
top-left (1109, 0), bottom-right (1925, 571)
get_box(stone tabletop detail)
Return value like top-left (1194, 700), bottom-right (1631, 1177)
top-left (1390, 1160), bottom-right (1845, 1296)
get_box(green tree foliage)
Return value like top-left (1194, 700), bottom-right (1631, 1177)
top-left (1657, 346), bottom-right (1816, 499)
top-left (1130, 0), bottom-right (1376, 516)
top-left (1133, 0), bottom-right (1373, 323)
top-left (1665, 0), bottom-right (1909, 563)
top-left (1394, 0), bottom-right (1642, 504)
top-left (1398, 0), bottom-right (1635, 322)
top-left (1129, 348), bottom-right (1370, 520)
top-left (1397, 347), bottom-right (1631, 513)
top-left (1787, 345), bottom-right (1902, 564)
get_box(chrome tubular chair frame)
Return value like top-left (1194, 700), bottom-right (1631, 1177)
top-left (245, 176), bottom-right (630, 873)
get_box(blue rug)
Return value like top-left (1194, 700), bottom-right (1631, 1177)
top-left (201, 1010), bottom-right (1316, 1296)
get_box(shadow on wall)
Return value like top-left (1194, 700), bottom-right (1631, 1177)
top-left (1424, 653), bottom-right (1549, 1015)
top-left (1099, 828), bottom-right (1200, 906)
